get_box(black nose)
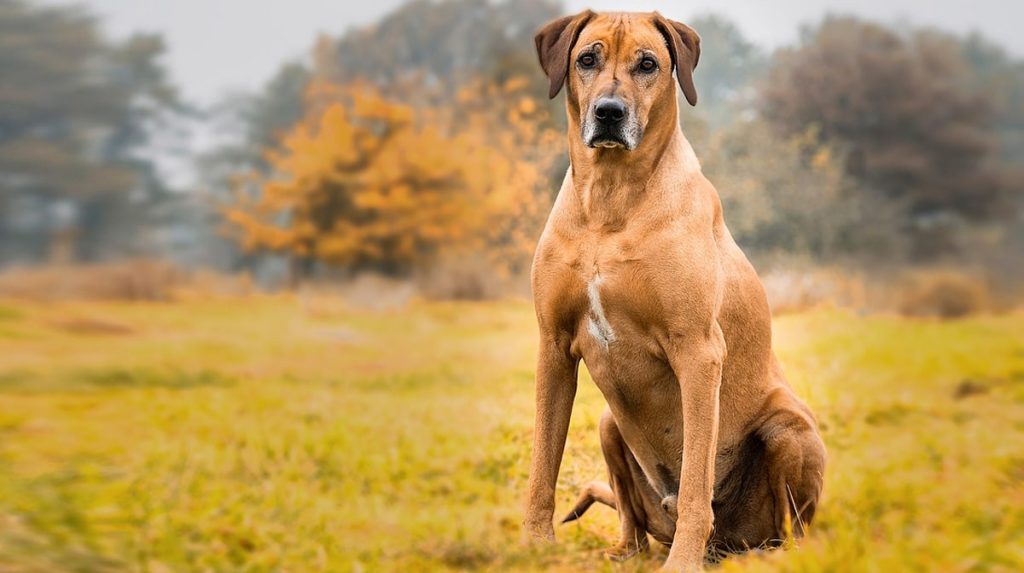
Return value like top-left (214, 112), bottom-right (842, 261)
top-left (593, 97), bottom-right (627, 125)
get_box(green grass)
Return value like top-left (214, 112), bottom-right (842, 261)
top-left (0, 296), bottom-right (1022, 572)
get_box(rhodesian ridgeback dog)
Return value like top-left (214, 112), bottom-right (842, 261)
top-left (523, 11), bottom-right (826, 571)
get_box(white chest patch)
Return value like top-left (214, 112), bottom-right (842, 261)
top-left (586, 274), bottom-right (616, 350)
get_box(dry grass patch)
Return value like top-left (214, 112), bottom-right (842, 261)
top-left (0, 298), bottom-right (1021, 571)
top-left (762, 265), bottom-right (1008, 318)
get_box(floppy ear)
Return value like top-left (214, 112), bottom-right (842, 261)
top-left (534, 10), bottom-right (595, 99)
top-left (653, 13), bottom-right (701, 106)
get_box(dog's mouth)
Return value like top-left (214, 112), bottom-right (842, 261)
top-left (583, 121), bottom-right (641, 151)
top-left (587, 135), bottom-right (629, 149)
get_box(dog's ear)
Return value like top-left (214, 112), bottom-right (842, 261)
top-left (653, 13), bottom-right (701, 106)
top-left (534, 10), bottom-right (595, 99)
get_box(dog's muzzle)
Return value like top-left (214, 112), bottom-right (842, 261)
top-left (583, 97), bottom-right (641, 150)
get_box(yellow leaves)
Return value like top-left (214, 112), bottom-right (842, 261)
top-left (223, 77), bottom-right (561, 274)
top-left (518, 96), bottom-right (537, 114)
top-left (317, 231), bottom-right (362, 261)
top-left (351, 89), bottom-right (414, 125)
top-left (456, 85), bottom-right (478, 105)
top-left (811, 148), bottom-right (833, 170)
top-left (502, 76), bottom-right (530, 94)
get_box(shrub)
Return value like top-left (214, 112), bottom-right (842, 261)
top-left (0, 260), bottom-right (184, 301)
top-left (415, 255), bottom-right (523, 301)
top-left (897, 271), bottom-right (993, 318)
top-left (0, 261), bottom-right (263, 302)
top-left (761, 266), bottom-right (868, 315)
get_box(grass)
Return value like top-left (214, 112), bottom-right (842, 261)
top-left (0, 295), bottom-right (1022, 572)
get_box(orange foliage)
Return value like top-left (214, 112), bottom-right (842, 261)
top-left (223, 78), bottom-right (561, 276)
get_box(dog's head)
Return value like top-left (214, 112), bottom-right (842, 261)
top-left (535, 11), bottom-right (700, 151)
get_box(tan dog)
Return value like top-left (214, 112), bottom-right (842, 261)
top-left (523, 11), bottom-right (826, 571)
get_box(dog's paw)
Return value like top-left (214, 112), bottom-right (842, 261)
top-left (604, 536), bottom-right (649, 562)
top-left (662, 543), bottom-right (706, 572)
top-left (661, 554), bottom-right (704, 573)
top-left (522, 522), bottom-right (556, 545)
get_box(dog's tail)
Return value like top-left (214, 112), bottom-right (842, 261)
top-left (560, 481), bottom-right (616, 524)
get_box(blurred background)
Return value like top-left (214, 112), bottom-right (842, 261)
top-left (1, 1), bottom-right (1023, 572)
top-left (0, 0), bottom-right (1021, 308)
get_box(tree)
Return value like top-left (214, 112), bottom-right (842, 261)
top-left (314, 0), bottom-right (559, 87)
top-left (200, 0), bottom-right (563, 276)
top-left (682, 13), bottom-right (766, 129)
top-left (760, 17), bottom-right (1007, 259)
top-left (960, 33), bottom-right (1024, 166)
top-left (311, 0), bottom-right (564, 137)
top-left (223, 78), bottom-right (559, 281)
top-left (204, 61), bottom-right (311, 175)
top-left (0, 0), bottom-right (183, 264)
top-left (697, 118), bottom-right (889, 261)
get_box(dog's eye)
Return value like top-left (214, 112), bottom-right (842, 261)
top-left (638, 57), bottom-right (657, 73)
top-left (578, 53), bottom-right (597, 69)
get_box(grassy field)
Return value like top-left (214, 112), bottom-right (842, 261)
top-left (0, 295), bottom-right (1022, 572)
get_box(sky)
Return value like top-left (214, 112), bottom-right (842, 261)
top-left (43, 0), bottom-right (1024, 107)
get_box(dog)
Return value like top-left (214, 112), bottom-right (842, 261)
top-left (522, 11), bottom-right (826, 572)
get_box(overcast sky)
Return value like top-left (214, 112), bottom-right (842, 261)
top-left (41, 0), bottom-right (1024, 106)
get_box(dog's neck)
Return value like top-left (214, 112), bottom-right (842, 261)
top-left (566, 98), bottom-right (701, 228)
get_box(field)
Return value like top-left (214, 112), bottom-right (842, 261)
top-left (0, 296), bottom-right (1022, 572)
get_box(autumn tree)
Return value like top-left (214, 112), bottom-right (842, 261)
top-left (760, 17), bottom-right (1008, 260)
top-left (223, 78), bottom-right (559, 281)
top-left (201, 0), bottom-right (561, 277)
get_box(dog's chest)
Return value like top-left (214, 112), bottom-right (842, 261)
top-left (584, 273), bottom-right (616, 350)
top-left (570, 257), bottom-right (681, 422)
top-left (537, 225), bottom-right (676, 361)
top-left (577, 269), bottom-right (648, 352)
top-left (566, 241), bottom-right (665, 360)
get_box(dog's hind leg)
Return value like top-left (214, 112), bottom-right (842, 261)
top-left (711, 391), bottom-right (826, 553)
top-left (598, 409), bottom-right (649, 561)
top-left (762, 418), bottom-right (825, 539)
top-left (561, 410), bottom-right (673, 560)
top-left (561, 481), bottom-right (615, 523)
top-left (600, 409), bottom-right (679, 560)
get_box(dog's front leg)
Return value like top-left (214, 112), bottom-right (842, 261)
top-left (662, 322), bottom-right (726, 572)
top-left (523, 335), bottom-right (579, 543)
